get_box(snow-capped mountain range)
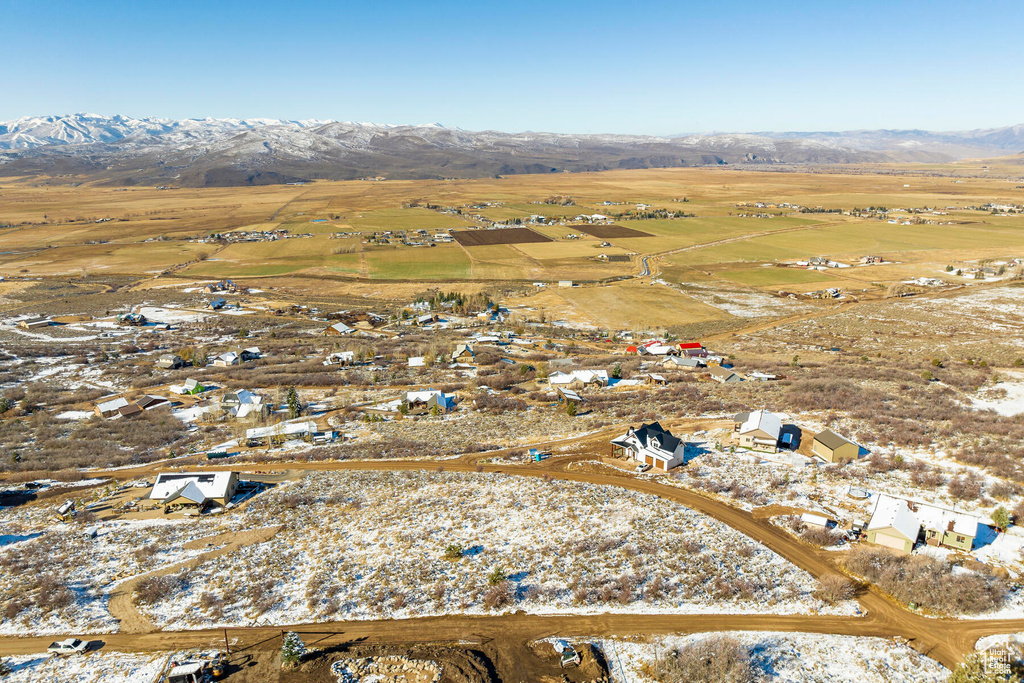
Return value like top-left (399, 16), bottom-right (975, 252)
top-left (0, 114), bottom-right (1021, 186)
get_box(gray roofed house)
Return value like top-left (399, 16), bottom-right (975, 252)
top-left (708, 366), bottom-right (741, 383)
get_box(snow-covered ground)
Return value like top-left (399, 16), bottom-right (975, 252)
top-left (971, 370), bottom-right (1024, 416)
top-left (0, 514), bottom-right (228, 636)
top-left (0, 651), bottom-right (166, 683)
top-left (676, 282), bottom-right (819, 318)
top-left (600, 632), bottom-right (949, 683)
top-left (139, 471), bottom-right (856, 631)
top-left (137, 306), bottom-right (208, 324)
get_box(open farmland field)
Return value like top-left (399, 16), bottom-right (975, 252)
top-left (463, 244), bottom-right (540, 280)
top-left (364, 244), bottom-right (471, 279)
top-left (346, 207), bottom-right (476, 232)
top-left (546, 280), bottom-right (735, 329)
top-left (574, 224), bottom-right (653, 239)
top-left (0, 164), bottom-right (1022, 297)
top-left (452, 227), bottom-right (551, 246)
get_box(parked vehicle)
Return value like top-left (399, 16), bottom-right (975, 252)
top-left (47, 638), bottom-right (89, 655)
top-left (636, 463), bottom-right (651, 473)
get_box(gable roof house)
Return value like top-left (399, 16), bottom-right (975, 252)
top-left (117, 403), bottom-right (144, 419)
top-left (610, 421), bottom-right (685, 471)
top-left (661, 355), bottom-right (704, 370)
top-left (451, 343), bottom-right (475, 362)
top-left (324, 351), bottom-right (356, 366)
top-left (549, 369), bottom-right (609, 389)
top-left (246, 420), bottom-right (319, 446)
top-left (156, 354), bottom-right (185, 370)
top-left (866, 494), bottom-right (921, 553)
top-left (150, 471), bottom-right (238, 507)
top-left (211, 351), bottom-right (239, 367)
top-left (866, 494), bottom-right (979, 553)
top-left (209, 298), bottom-right (227, 310)
top-left (136, 395), bottom-right (170, 411)
top-left (812, 430), bottom-right (861, 463)
top-left (402, 389), bottom-right (456, 415)
top-left (220, 389), bottom-right (266, 419)
top-left (95, 396), bottom-right (130, 418)
top-left (182, 378), bottom-right (205, 395)
top-left (239, 347), bottom-right (261, 362)
top-left (326, 322), bottom-right (354, 336)
top-left (734, 409), bottom-right (783, 452)
top-left (708, 366), bottom-right (741, 383)
top-left (555, 387), bottom-right (585, 408)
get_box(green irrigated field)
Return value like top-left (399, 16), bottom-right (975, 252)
top-left (181, 236), bottom-right (363, 277)
top-left (715, 266), bottom-right (833, 287)
top-left (364, 245), bottom-right (471, 280)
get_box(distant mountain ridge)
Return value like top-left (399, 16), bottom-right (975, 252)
top-left (0, 114), bottom-right (1021, 187)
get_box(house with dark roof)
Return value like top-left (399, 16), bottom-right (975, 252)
top-left (812, 430), bottom-right (861, 462)
top-left (610, 421), bottom-right (686, 471)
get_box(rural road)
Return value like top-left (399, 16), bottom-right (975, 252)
top-left (4, 452), bottom-right (1024, 671)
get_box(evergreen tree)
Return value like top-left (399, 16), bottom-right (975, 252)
top-left (286, 387), bottom-right (300, 418)
top-left (993, 506), bottom-right (1011, 532)
top-left (281, 631), bottom-right (306, 668)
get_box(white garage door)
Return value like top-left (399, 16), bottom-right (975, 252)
top-left (873, 531), bottom-right (908, 551)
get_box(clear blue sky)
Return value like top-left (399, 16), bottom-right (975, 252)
top-left (2, 0), bottom-right (1022, 134)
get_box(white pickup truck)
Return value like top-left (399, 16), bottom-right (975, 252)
top-left (47, 638), bottom-right (89, 655)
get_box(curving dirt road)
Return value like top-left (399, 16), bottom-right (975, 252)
top-left (4, 456), bottom-right (1024, 672)
top-left (106, 525), bottom-right (284, 633)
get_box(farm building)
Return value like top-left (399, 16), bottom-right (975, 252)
top-left (812, 430), bottom-right (860, 463)
top-left (610, 421), bottom-right (686, 471)
top-left (733, 410), bottom-right (783, 452)
top-left (209, 298), bottom-right (227, 310)
top-left (150, 471), bottom-right (238, 507)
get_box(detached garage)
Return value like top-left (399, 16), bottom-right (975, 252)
top-left (812, 430), bottom-right (860, 463)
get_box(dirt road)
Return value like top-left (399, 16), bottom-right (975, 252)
top-left (3, 456), bottom-right (1023, 672)
top-left (107, 526), bottom-right (283, 633)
